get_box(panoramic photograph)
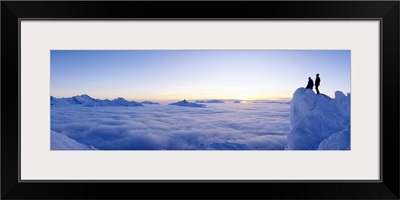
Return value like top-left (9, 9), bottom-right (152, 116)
top-left (50, 50), bottom-right (350, 150)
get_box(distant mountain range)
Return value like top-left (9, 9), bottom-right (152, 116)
top-left (169, 100), bottom-right (206, 108)
top-left (50, 94), bottom-right (144, 107)
top-left (140, 101), bottom-right (160, 105)
top-left (195, 100), bottom-right (224, 103)
top-left (51, 94), bottom-right (290, 107)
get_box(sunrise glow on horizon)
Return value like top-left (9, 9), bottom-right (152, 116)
top-left (51, 50), bottom-right (350, 101)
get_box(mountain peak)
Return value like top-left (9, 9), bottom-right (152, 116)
top-left (80, 94), bottom-right (92, 98)
top-left (169, 100), bottom-right (206, 108)
top-left (51, 95), bottom-right (143, 107)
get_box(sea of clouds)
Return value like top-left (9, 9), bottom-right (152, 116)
top-left (51, 102), bottom-right (290, 150)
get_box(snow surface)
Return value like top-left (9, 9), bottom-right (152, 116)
top-left (318, 128), bottom-right (350, 150)
top-left (285, 88), bottom-right (350, 150)
top-left (51, 130), bottom-right (98, 150)
top-left (51, 102), bottom-right (290, 150)
top-left (169, 100), bottom-right (206, 108)
top-left (51, 95), bottom-right (143, 107)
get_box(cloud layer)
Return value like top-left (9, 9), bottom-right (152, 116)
top-left (51, 103), bottom-right (290, 150)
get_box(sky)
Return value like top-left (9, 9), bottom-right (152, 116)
top-left (51, 50), bottom-right (350, 101)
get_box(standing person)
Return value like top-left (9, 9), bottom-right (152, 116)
top-left (306, 77), bottom-right (314, 89)
top-left (315, 74), bottom-right (321, 94)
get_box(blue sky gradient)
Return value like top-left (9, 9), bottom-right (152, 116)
top-left (51, 50), bottom-right (350, 101)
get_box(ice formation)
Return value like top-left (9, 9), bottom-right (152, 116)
top-left (285, 88), bottom-right (350, 150)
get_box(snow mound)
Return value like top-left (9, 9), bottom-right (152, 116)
top-left (318, 128), bottom-right (350, 150)
top-left (195, 100), bottom-right (225, 103)
top-left (51, 95), bottom-right (143, 107)
top-left (51, 131), bottom-right (97, 150)
top-left (169, 100), bottom-right (206, 108)
top-left (286, 88), bottom-right (350, 150)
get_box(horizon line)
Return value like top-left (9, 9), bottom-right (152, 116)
top-left (50, 94), bottom-right (294, 102)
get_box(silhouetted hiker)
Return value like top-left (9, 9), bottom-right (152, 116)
top-left (315, 74), bottom-right (321, 94)
top-left (306, 77), bottom-right (314, 89)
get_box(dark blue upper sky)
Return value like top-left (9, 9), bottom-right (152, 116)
top-left (51, 50), bottom-right (350, 100)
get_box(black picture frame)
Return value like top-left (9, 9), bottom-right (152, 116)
top-left (2, 1), bottom-right (399, 199)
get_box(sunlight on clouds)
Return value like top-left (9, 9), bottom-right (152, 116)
top-left (236, 94), bottom-right (251, 101)
top-left (155, 86), bottom-right (292, 101)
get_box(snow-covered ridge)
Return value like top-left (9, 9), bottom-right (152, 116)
top-left (286, 88), bottom-right (350, 150)
top-left (51, 94), bottom-right (143, 107)
top-left (51, 130), bottom-right (97, 150)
